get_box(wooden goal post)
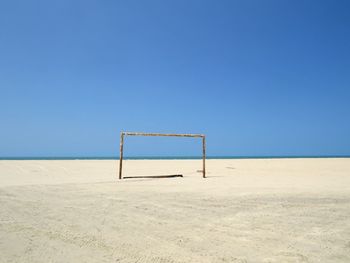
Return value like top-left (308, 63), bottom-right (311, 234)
top-left (118, 132), bottom-right (206, 179)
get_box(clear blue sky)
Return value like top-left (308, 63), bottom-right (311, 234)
top-left (1, 0), bottom-right (349, 157)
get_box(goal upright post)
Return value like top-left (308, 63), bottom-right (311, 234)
top-left (118, 132), bottom-right (124, 180)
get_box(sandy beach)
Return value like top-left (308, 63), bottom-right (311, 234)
top-left (0, 158), bottom-right (350, 262)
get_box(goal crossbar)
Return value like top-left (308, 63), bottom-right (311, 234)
top-left (118, 132), bottom-right (206, 179)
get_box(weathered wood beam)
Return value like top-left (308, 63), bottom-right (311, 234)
top-left (118, 132), bottom-right (124, 180)
top-left (123, 174), bottom-right (183, 179)
top-left (123, 132), bottom-right (204, 138)
top-left (202, 136), bottom-right (206, 178)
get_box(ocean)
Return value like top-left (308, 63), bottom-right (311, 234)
top-left (0, 155), bottom-right (349, 160)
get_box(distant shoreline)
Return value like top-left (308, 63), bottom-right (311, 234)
top-left (1, 155), bottom-right (350, 160)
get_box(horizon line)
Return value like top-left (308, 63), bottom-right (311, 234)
top-left (1, 155), bottom-right (350, 160)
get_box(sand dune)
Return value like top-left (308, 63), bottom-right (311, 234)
top-left (1, 158), bottom-right (350, 262)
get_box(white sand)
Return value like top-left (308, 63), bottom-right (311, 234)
top-left (0, 158), bottom-right (350, 262)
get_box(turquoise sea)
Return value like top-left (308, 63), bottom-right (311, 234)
top-left (0, 155), bottom-right (349, 160)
